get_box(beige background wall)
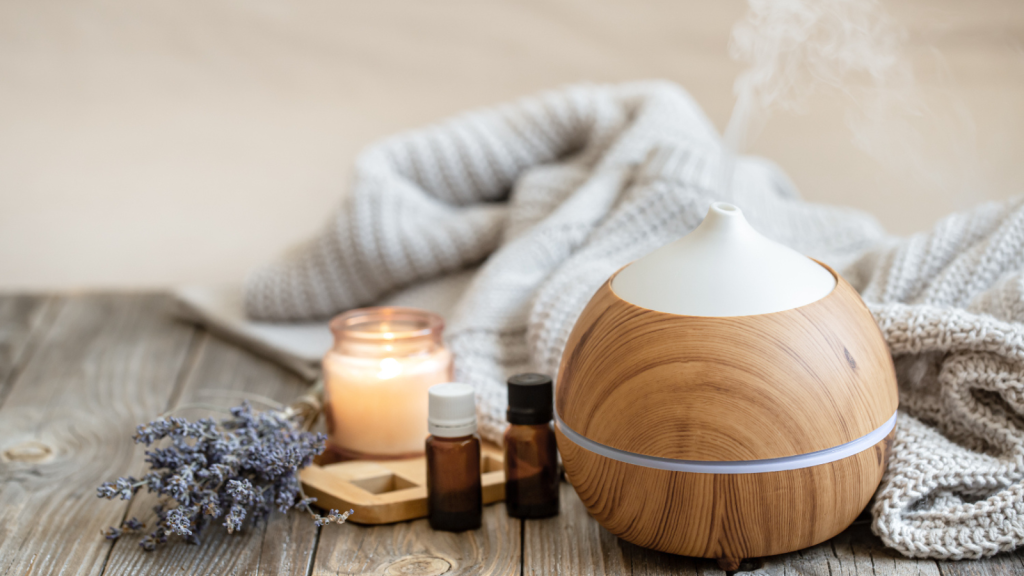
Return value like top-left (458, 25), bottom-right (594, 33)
top-left (1, 0), bottom-right (1022, 289)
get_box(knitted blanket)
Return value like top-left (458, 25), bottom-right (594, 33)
top-left (245, 82), bottom-right (1024, 560)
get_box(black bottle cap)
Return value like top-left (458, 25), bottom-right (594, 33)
top-left (506, 373), bottom-right (554, 425)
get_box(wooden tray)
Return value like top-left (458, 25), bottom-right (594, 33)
top-left (300, 442), bottom-right (505, 525)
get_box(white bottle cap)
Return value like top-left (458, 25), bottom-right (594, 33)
top-left (428, 383), bottom-right (478, 438)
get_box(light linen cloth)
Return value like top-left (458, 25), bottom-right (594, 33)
top-left (243, 81), bottom-right (1024, 559)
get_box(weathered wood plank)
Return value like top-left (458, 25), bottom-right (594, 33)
top-left (523, 482), bottom-right (725, 576)
top-left (936, 552), bottom-right (1024, 576)
top-left (4, 292), bottom-right (1017, 576)
top-left (534, 482), bottom-right (1022, 576)
top-left (259, 506), bottom-right (322, 576)
top-left (759, 515), bottom-right (944, 576)
top-left (0, 294), bottom-right (197, 576)
top-left (627, 543), bottom-right (730, 576)
top-left (523, 482), bottom-right (629, 575)
top-left (0, 294), bottom-right (56, 405)
top-left (758, 536), bottom-right (841, 575)
top-left (832, 521), bottom-right (942, 576)
top-left (312, 500), bottom-right (520, 575)
top-left (102, 332), bottom-right (318, 575)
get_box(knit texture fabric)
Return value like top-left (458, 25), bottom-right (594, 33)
top-left (245, 81), bottom-right (1024, 559)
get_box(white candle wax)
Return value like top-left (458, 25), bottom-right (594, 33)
top-left (323, 316), bottom-right (452, 458)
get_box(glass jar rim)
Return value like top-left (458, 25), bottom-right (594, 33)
top-left (328, 306), bottom-right (445, 343)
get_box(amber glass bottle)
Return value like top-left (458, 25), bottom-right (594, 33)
top-left (503, 373), bottom-right (559, 519)
top-left (425, 383), bottom-right (482, 532)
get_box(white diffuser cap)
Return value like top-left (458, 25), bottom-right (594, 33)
top-left (612, 202), bottom-right (836, 317)
top-left (428, 383), bottom-right (478, 438)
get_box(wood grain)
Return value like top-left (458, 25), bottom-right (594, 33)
top-left (557, 263), bottom-right (899, 461)
top-left (301, 441), bottom-right (505, 525)
top-left (523, 482), bottom-right (729, 576)
top-left (103, 332), bottom-right (317, 576)
top-left (1, 293), bottom-right (1019, 575)
top-left (936, 553), bottom-right (1024, 576)
top-left (311, 501), bottom-right (519, 575)
top-left (0, 294), bottom-right (55, 406)
top-left (0, 295), bottom-right (197, 576)
top-left (758, 514), bottom-right (943, 576)
top-left (258, 506), bottom-right (321, 576)
top-left (558, 425), bottom-right (894, 560)
top-left (522, 481), bottom-right (632, 575)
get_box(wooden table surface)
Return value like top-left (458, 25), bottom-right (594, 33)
top-left (2, 294), bottom-right (1023, 576)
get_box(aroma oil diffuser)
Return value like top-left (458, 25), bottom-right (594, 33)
top-left (556, 202), bottom-right (898, 567)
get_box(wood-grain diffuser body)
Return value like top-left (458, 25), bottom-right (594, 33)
top-left (556, 202), bottom-right (898, 566)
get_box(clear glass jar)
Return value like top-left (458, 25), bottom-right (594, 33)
top-left (323, 307), bottom-right (453, 459)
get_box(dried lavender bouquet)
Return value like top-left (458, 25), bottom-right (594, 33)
top-left (97, 393), bottom-right (350, 551)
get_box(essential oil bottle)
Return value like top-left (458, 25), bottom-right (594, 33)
top-left (425, 383), bottom-right (482, 532)
top-left (503, 373), bottom-right (560, 519)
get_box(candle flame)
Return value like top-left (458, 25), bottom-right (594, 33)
top-left (377, 357), bottom-right (403, 379)
top-left (382, 332), bottom-right (395, 340)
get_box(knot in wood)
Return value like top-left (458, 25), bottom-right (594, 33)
top-left (2, 440), bottom-right (54, 463)
top-left (383, 555), bottom-right (451, 575)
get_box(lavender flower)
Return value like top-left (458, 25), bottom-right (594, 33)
top-left (97, 401), bottom-right (347, 550)
top-left (224, 505), bottom-right (247, 534)
top-left (226, 478), bottom-right (258, 506)
top-left (139, 528), bottom-right (166, 552)
top-left (313, 508), bottom-right (353, 527)
top-left (97, 476), bottom-right (139, 500)
top-left (163, 473), bottom-right (191, 504)
top-left (165, 506), bottom-right (196, 536)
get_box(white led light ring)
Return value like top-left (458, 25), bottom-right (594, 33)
top-left (556, 411), bottom-right (897, 474)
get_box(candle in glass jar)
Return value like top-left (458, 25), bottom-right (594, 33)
top-left (323, 307), bottom-right (453, 459)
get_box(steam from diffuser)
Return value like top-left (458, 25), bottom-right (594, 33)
top-left (718, 0), bottom-right (910, 196)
